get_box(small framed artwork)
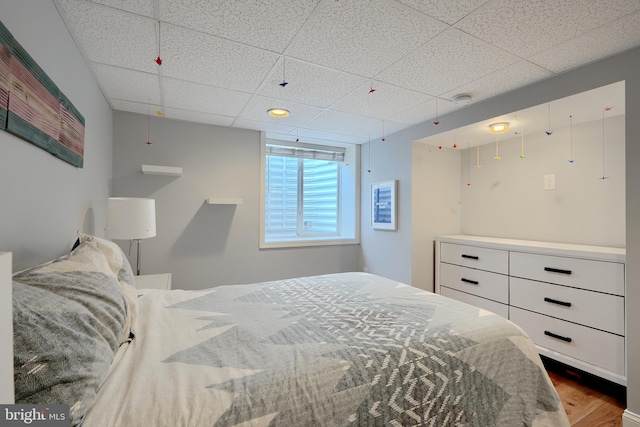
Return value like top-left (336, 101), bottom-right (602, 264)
top-left (371, 180), bottom-right (397, 230)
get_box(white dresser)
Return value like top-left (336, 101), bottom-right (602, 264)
top-left (435, 235), bottom-right (626, 385)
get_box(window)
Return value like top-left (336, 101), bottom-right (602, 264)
top-left (260, 136), bottom-right (359, 248)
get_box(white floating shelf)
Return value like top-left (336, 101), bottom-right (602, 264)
top-left (142, 164), bottom-right (183, 176)
top-left (206, 198), bottom-right (243, 205)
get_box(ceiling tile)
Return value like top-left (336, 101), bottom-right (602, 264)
top-left (455, 0), bottom-right (640, 58)
top-left (331, 81), bottom-right (432, 120)
top-left (162, 78), bottom-right (252, 116)
top-left (385, 98), bottom-right (437, 126)
top-left (528, 10), bottom-right (640, 73)
top-left (286, 0), bottom-right (448, 77)
top-left (396, 0), bottom-right (491, 25)
top-left (92, 64), bottom-right (161, 104)
top-left (163, 108), bottom-right (235, 128)
top-left (294, 128), bottom-right (370, 145)
top-left (377, 28), bottom-right (519, 96)
top-left (111, 99), bottom-right (161, 116)
top-left (88, 0), bottom-right (155, 18)
top-left (386, 95), bottom-right (471, 127)
top-left (256, 57), bottom-right (367, 108)
top-left (55, 0), bottom-right (157, 73)
top-left (160, 24), bottom-right (280, 93)
top-left (158, 0), bottom-right (320, 52)
top-left (302, 109), bottom-right (404, 140)
top-left (237, 95), bottom-right (325, 128)
top-left (233, 118), bottom-right (295, 135)
top-left (265, 129), bottom-right (369, 145)
top-left (440, 60), bottom-right (553, 104)
top-left (55, 0), bottom-right (640, 144)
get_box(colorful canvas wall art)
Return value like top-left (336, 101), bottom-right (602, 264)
top-left (0, 21), bottom-right (84, 168)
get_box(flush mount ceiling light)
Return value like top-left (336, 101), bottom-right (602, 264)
top-left (268, 108), bottom-right (289, 118)
top-left (451, 93), bottom-right (472, 105)
top-left (489, 122), bottom-right (510, 133)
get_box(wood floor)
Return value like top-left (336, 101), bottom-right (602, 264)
top-left (544, 357), bottom-right (626, 426)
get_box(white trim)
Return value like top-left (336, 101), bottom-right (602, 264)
top-left (0, 252), bottom-right (14, 404)
top-left (623, 410), bottom-right (640, 427)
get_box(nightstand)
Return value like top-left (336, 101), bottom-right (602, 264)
top-left (134, 273), bottom-right (172, 291)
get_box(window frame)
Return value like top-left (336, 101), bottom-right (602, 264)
top-left (259, 133), bottom-right (360, 249)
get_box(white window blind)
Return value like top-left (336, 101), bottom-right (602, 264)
top-left (265, 142), bottom-right (343, 241)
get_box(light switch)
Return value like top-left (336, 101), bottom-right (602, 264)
top-left (544, 174), bottom-right (556, 190)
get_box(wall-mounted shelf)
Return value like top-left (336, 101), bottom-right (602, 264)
top-left (206, 198), bottom-right (243, 205)
top-left (142, 164), bottom-right (183, 176)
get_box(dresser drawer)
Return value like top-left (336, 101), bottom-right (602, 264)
top-left (440, 262), bottom-right (508, 303)
top-left (440, 243), bottom-right (508, 274)
top-left (510, 252), bottom-right (624, 296)
top-left (440, 287), bottom-right (509, 318)
top-left (510, 307), bottom-right (625, 375)
top-left (510, 277), bottom-right (624, 335)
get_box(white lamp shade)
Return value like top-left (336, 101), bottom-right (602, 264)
top-left (106, 197), bottom-right (156, 240)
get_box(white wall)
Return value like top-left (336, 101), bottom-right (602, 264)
top-left (0, 1), bottom-right (113, 271)
top-left (410, 143), bottom-right (461, 291)
top-left (112, 111), bottom-right (360, 290)
top-left (460, 115), bottom-right (625, 247)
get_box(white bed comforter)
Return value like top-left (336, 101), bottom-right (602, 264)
top-left (84, 272), bottom-right (570, 427)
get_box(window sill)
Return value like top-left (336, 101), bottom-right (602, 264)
top-left (260, 236), bottom-right (360, 249)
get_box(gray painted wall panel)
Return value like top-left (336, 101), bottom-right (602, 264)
top-left (0, 1), bottom-right (113, 272)
top-left (112, 112), bottom-right (360, 289)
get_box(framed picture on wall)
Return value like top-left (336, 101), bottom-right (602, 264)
top-left (371, 180), bottom-right (397, 230)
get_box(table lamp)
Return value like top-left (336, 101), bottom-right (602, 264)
top-left (105, 197), bottom-right (156, 275)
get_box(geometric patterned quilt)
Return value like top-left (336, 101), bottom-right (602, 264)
top-left (84, 273), bottom-right (570, 427)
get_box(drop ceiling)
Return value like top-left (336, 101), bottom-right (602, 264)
top-left (53, 0), bottom-right (640, 145)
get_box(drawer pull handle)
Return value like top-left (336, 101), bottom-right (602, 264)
top-left (461, 254), bottom-right (479, 260)
top-left (461, 278), bottom-right (479, 285)
top-left (544, 297), bottom-right (572, 307)
top-left (544, 267), bottom-right (572, 275)
top-left (544, 330), bottom-right (572, 343)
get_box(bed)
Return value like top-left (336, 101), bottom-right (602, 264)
top-left (9, 234), bottom-right (570, 426)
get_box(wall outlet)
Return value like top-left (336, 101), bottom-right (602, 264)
top-left (544, 174), bottom-right (556, 190)
top-left (363, 266), bottom-right (369, 273)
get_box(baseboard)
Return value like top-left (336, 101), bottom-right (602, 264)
top-left (623, 409), bottom-right (640, 427)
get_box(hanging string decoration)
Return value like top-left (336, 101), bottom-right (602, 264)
top-left (475, 138), bottom-right (482, 168)
top-left (466, 143), bottom-right (471, 187)
top-left (279, 56), bottom-right (288, 87)
top-left (568, 115), bottom-right (575, 163)
top-left (519, 129), bottom-right (526, 159)
top-left (367, 134), bottom-right (372, 173)
top-left (433, 97), bottom-right (440, 125)
top-left (145, 100), bottom-right (152, 145)
top-left (155, 22), bottom-right (163, 65)
top-left (381, 120), bottom-right (385, 142)
top-left (369, 80), bottom-right (376, 94)
top-left (545, 103), bottom-right (553, 136)
top-left (494, 135), bottom-right (501, 160)
top-left (599, 107), bottom-right (611, 180)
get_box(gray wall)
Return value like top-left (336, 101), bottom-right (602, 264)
top-left (112, 111), bottom-right (360, 289)
top-left (359, 137), bottom-right (414, 284)
top-left (365, 46), bottom-right (639, 422)
top-left (0, 1), bottom-right (113, 272)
